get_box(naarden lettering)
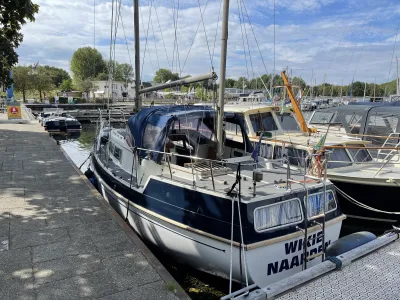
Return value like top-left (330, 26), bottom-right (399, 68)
top-left (267, 231), bottom-right (331, 275)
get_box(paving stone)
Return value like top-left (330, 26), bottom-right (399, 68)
top-left (0, 236), bottom-right (9, 252)
top-left (91, 230), bottom-right (138, 257)
top-left (97, 280), bottom-right (179, 300)
top-left (105, 252), bottom-right (161, 291)
top-left (10, 227), bottom-right (69, 249)
top-left (0, 197), bottom-right (26, 209)
top-left (34, 253), bottom-right (104, 285)
top-left (0, 277), bottom-right (36, 300)
top-left (67, 219), bottom-right (121, 239)
top-left (10, 219), bottom-right (48, 235)
top-left (0, 248), bottom-right (32, 278)
top-left (0, 223), bottom-right (9, 237)
top-left (35, 269), bottom-right (119, 300)
top-left (32, 237), bottom-right (97, 263)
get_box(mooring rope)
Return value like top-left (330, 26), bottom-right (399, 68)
top-left (335, 186), bottom-right (400, 215)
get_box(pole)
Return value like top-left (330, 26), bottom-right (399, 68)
top-left (396, 57), bottom-right (399, 95)
top-left (134, 0), bottom-right (141, 112)
top-left (322, 73), bottom-right (326, 97)
top-left (374, 77), bottom-right (376, 99)
top-left (310, 69), bottom-right (314, 98)
top-left (363, 81), bottom-right (367, 101)
top-left (217, 0), bottom-right (230, 158)
top-left (340, 80), bottom-right (343, 98)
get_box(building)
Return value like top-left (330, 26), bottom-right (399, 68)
top-left (90, 81), bottom-right (136, 101)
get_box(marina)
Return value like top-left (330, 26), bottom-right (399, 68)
top-left (2, 0), bottom-right (400, 299)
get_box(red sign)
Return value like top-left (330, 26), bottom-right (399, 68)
top-left (10, 107), bottom-right (19, 114)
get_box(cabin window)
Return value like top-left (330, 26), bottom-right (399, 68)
top-left (309, 112), bottom-right (335, 124)
top-left (277, 113), bottom-right (299, 131)
top-left (327, 148), bottom-right (352, 168)
top-left (259, 143), bottom-right (273, 159)
top-left (225, 122), bottom-right (242, 136)
top-left (305, 190), bottom-right (337, 219)
top-left (254, 198), bottom-right (303, 232)
top-left (344, 114), bottom-right (362, 134)
top-left (347, 144), bottom-right (372, 162)
top-left (250, 112), bottom-right (278, 133)
top-left (273, 145), bottom-right (284, 159)
top-left (114, 147), bottom-right (122, 161)
top-left (109, 142), bottom-right (115, 155)
top-left (143, 124), bottom-right (163, 150)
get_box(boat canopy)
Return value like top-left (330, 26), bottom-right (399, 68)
top-left (311, 105), bottom-right (400, 144)
top-left (127, 105), bottom-right (253, 161)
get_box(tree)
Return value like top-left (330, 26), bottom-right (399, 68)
top-left (33, 67), bottom-right (55, 101)
top-left (153, 68), bottom-right (179, 83)
top-left (70, 47), bottom-right (106, 81)
top-left (292, 76), bottom-right (307, 90)
top-left (226, 78), bottom-right (236, 88)
top-left (42, 65), bottom-right (71, 87)
top-left (12, 66), bottom-right (33, 102)
top-left (115, 63), bottom-right (133, 83)
top-left (59, 79), bottom-right (73, 91)
top-left (74, 78), bottom-right (93, 95)
top-left (234, 77), bottom-right (249, 90)
top-left (0, 1), bottom-right (39, 87)
top-left (96, 73), bottom-right (108, 81)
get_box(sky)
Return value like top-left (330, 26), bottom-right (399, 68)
top-left (16, 0), bottom-right (400, 85)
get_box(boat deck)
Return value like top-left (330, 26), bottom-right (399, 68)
top-left (161, 161), bottom-right (327, 202)
top-left (98, 148), bottom-right (329, 202)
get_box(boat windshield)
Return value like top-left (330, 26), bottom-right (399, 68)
top-left (347, 144), bottom-right (372, 163)
top-left (327, 148), bottom-right (352, 169)
top-left (249, 112), bottom-right (278, 133)
top-left (276, 112), bottom-right (300, 131)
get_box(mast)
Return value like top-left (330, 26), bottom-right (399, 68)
top-left (322, 73), bottom-right (326, 97)
top-left (363, 81), bottom-right (367, 101)
top-left (340, 79), bottom-right (343, 97)
top-left (396, 56), bottom-right (399, 95)
top-left (374, 77), bottom-right (376, 99)
top-left (134, 0), bottom-right (141, 112)
top-left (217, 0), bottom-right (230, 158)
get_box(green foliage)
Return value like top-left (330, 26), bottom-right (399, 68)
top-left (32, 66), bottom-right (55, 101)
top-left (59, 79), bottom-right (73, 91)
top-left (234, 77), bottom-right (249, 89)
top-left (226, 78), bottom-right (236, 88)
top-left (96, 73), bottom-right (108, 81)
top-left (0, 0), bottom-right (39, 87)
top-left (12, 66), bottom-right (33, 102)
top-left (74, 77), bottom-right (93, 94)
top-left (70, 47), bottom-right (106, 81)
top-left (114, 63), bottom-right (134, 82)
top-left (153, 68), bottom-right (179, 83)
top-left (42, 65), bottom-right (71, 87)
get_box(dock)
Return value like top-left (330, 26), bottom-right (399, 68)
top-left (226, 231), bottom-right (400, 300)
top-left (0, 107), bottom-right (188, 299)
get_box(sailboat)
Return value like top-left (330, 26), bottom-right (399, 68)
top-left (88, 0), bottom-right (344, 288)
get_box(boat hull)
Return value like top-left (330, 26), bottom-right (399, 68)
top-left (92, 156), bottom-right (343, 287)
top-left (330, 179), bottom-right (400, 228)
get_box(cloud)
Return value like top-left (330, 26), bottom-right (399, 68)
top-left (16, 0), bottom-right (400, 86)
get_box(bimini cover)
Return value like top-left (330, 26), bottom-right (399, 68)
top-left (128, 106), bottom-right (213, 160)
top-left (127, 105), bottom-right (253, 162)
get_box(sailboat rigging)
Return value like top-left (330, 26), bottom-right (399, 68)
top-left (88, 0), bottom-right (344, 290)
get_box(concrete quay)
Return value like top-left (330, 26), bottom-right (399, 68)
top-left (0, 110), bottom-right (188, 300)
